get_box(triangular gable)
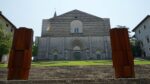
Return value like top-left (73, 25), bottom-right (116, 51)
top-left (49, 9), bottom-right (103, 20)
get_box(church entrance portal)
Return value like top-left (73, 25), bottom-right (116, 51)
top-left (73, 51), bottom-right (81, 60)
top-left (54, 55), bottom-right (58, 60)
top-left (73, 46), bottom-right (81, 60)
top-left (97, 54), bottom-right (101, 60)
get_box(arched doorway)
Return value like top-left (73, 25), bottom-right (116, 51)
top-left (97, 54), bottom-right (101, 60)
top-left (73, 46), bottom-right (81, 60)
top-left (96, 49), bottom-right (101, 59)
top-left (53, 49), bottom-right (59, 60)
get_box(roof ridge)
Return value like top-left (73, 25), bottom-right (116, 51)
top-left (132, 15), bottom-right (150, 31)
top-left (49, 9), bottom-right (103, 20)
top-left (0, 12), bottom-right (16, 28)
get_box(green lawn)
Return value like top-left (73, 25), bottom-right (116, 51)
top-left (134, 58), bottom-right (150, 65)
top-left (0, 59), bottom-right (150, 68)
top-left (32, 60), bottom-right (112, 67)
top-left (0, 63), bottom-right (7, 68)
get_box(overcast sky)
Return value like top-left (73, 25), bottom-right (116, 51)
top-left (1, 0), bottom-right (150, 39)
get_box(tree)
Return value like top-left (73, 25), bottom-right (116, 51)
top-left (0, 26), bottom-right (12, 62)
top-left (130, 37), bottom-right (142, 57)
top-left (32, 42), bottom-right (38, 57)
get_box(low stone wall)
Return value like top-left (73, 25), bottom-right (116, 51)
top-left (0, 78), bottom-right (150, 84)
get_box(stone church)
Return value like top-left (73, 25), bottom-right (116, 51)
top-left (36, 9), bottom-right (112, 60)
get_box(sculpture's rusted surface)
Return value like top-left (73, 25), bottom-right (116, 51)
top-left (110, 28), bottom-right (135, 78)
top-left (7, 27), bottom-right (33, 80)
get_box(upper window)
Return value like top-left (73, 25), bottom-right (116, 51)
top-left (70, 20), bottom-right (83, 33)
top-left (11, 28), bottom-right (13, 32)
top-left (146, 36), bottom-right (150, 43)
top-left (6, 24), bottom-right (9, 27)
top-left (139, 30), bottom-right (141, 34)
top-left (140, 41), bottom-right (143, 47)
top-left (74, 28), bottom-right (79, 33)
top-left (143, 25), bottom-right (146, 29)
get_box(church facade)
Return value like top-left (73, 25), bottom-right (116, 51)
top-left (36, 10), bottom-right (112, 60)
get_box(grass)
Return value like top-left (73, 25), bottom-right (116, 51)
top-left (134, 58), bottom-right (150, 65)
top-left (0, 63), bottom-right (7, 68)
top-left (32, 60), bottom-right (112, 67)
top-left (0, 58), bottom-right (150, 68)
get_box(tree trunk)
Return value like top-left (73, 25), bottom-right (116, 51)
top-left (0, 54), bottom-right (2, 62)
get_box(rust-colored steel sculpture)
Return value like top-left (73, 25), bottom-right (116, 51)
top-left (110, 28), bottom-right (135, 78)
top-left (7, 27), bottom-right (33, 80)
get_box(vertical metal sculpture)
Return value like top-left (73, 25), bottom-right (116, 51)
top-left (110, 28), bottom-right (135, 78)
top-left (7, 27), bottom-right (33, 80)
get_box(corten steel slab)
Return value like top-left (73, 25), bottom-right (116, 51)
top-left (7, 27), bottom-right (33, 80)
top-left (110, 28), bottom-right (134, 78)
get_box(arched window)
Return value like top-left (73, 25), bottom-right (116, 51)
top-left (70, 20), bottom-right (83, 33)
top-left (74, 27), bottom-right (79, 33)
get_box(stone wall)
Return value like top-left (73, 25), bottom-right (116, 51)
top-left (36, 36), bottom-right (111, 60)
top-left (37, 10), bottom-right (111, 60)
top-left (41, 10), bottom-right (110, 37)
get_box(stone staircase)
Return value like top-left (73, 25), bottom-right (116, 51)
top-left (0, 65), bottom-right (150, 83)
top-left (0, 78), bottom-right (150, 84)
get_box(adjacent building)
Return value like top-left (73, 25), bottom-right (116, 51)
top-left (0, 11), bottom-right (16, 63)
top-left (36, 9), bottom-right (112, 60)
top-left (132, 15), bottom-right (150, 59)
top-left (0, 11), bottom-right (16, 34)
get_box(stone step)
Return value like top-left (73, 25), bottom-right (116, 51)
top-left (0, 78), bottom-right (150, 84)
top-left (1, 65), bottom-right (150, 80)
